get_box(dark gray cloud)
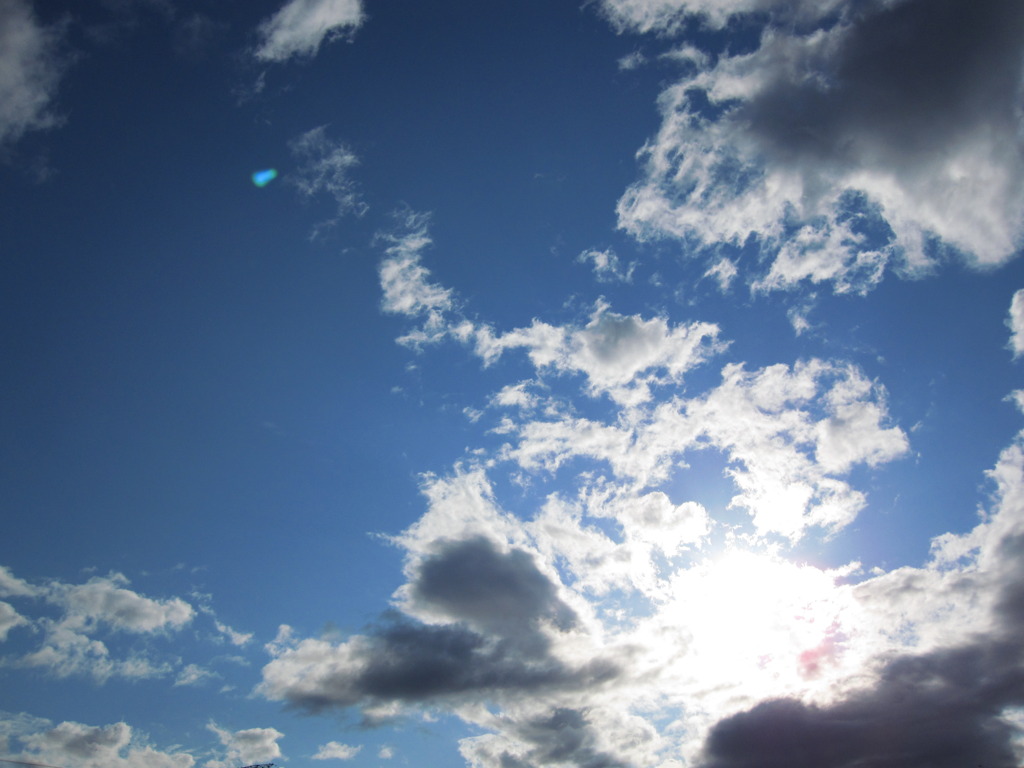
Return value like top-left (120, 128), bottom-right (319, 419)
top-left (698, 639), bottom-right (1024, 768)
top-left (409, 536), bottom-right (578, 640)
top-left (262, 538), bottom-right (615, 717)
top-left (740, 0), bottom-right (1024, 171)
top-left (266, 615), bottom-right (620, 717)
top-left (992, 536), bottom-right (1024, 641)
top-left (504, 709), bottom-right (630, 768)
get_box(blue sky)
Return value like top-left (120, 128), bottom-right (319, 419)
top-left (3, 0), bottom-right (1024, 766)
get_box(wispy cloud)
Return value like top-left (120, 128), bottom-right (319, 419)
top-left (0, 0), bottom-right (66, 148)
top-left (576, 248), bottom-right (637, 283)
top-left (288, 125), bottom-right (365, 237)
top-left (377, 211), bottom-right (455, 346)
top-left (173, 663), bottom-right (216, 687)
top-left (599, 0), bottom-right (845, 34)
top-left (254, 0), bottom-right (363, 63)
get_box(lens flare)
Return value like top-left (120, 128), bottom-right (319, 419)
top-left (252, 169), bottom-right (278, 187)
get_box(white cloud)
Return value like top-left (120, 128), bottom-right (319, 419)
top-left (0, 0), bottom-right (65, 148)
top-left (616, 51), bottom-right (645, 71)
top-left (1009, 390), bottom-right (1024, 415)
top-left (214, 620), bottom-right (252, 647)
top-left (786, 299), bottom-right (815, 336)
top-left (597, 0), bottom-right (845, 34)
top-left (0, 566), bottom-right (201, 682)
top-left (254, 0), bottom-right (363, 63)
top-left (679, 361), bottom-right (907, 538)
top-left (0, 601), bottom-right (28, 641)
top-left (615, 0), bottom-right (1024, 291)
top-left (378, 745), bottom-right (393, 759)
top-left (1008, 289), bottom-right (1024, 358)
top-left (53, 573), bottom-right (194, 634)
top-left (603, 491), bottom-right (709, 555)
top-left (499, 357), bottom-right (906, 539)
top-left (702, 257), bottom-right (737, 292)
top-left (205, 724), bottom-right (283, 768)
top-left (377, 217), bottom-right (721, 395)
top-left (751, 217), bottom-right (889, 295)
top-left (378, 211), bottom-right (455, 347)
top-left (475, 300), bottom-right (723, 406)
top-left (21, 620), bottom-right (171, 682)
top-left (577, 248), bottom-right (637, 283)
top-left (0, 564), bottom-right (37, 597)
top-left (313, 741), bottom-right (362, 760)
top-left (491, 382), bottom-right (539, 410)
top-left (174, 663), bottom-right (216, 687)
top-left (2, 716), bottom-right (196, 768)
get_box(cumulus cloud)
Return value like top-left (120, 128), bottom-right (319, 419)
top-left (259, 520), bottom-right (619, 718)
top-left (614, 0), bottom-right (1024, 291)
top-left (206, 724), bottom-right (283, 768)
top-left (0, 0), bottom-right (65, 148)
top-left (460, 706), bottom-right (639, 768)
top-left (254, 463), bottom-right (846, 765)
top-left (399, 536), bottom-right (579, 639)
top-left (53, 573), bottom-right (194, 634)
top-left (0, 567), bottom-right (198, 682)
top-left (21, 620), bottom-right (172, 682)
top-left (313, 741), bottom-right (362, 760)
top-left (475, 300), bottom-right (723, 406)
top-left (254, 0), bottom-right (363, 63)
top-left (259, 617), bottom-right (620, 719)
top-left (377, 214), bottom-right (723, 399)
top-left (501, 358), bottom-right (906, 539)
top-left (0, 714), bottom-right (195, 768)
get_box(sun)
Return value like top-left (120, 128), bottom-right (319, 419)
top-left (659, 547), bottom-right (856, 702)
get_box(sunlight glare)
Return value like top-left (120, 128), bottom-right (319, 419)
top-left (664, 548), bottom-right (853, 700)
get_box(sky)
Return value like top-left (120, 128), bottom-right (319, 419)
top-left (2, 0), bottom-right (1024, 766)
